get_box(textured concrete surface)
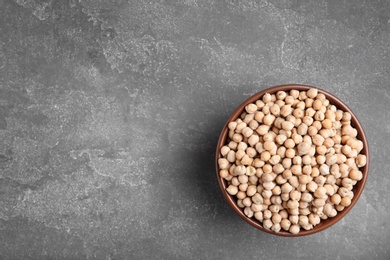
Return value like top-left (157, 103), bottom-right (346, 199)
top-left (0, 0), bottom-right (389, 259)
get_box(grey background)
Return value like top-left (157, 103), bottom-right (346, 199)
top-left (0, 0), bottom-right (389, 259)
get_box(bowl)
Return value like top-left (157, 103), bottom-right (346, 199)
top-left (215, 84), bottom-right (369, 236)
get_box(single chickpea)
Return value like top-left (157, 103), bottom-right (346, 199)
top-left (324, 184), bottom-right (335, 196)
top-left (281, 121), bottom-right (294, 131)
top-left (297, 142), bottom-right (311, 156)
top-left (340, 196), bottom-right (351, 207)
top-left (325, 154), bottom-right (337, 165)
top-left (244, 207), bottom-right (254, 218)
top-left (338, 187), bottom-right (349, 197)
top-left (255, 143), bottom-right (264, 154)
top-left (275, 134), bottom-right (287, 146)
top-left (284, 139), bottom-right (295, 149)
top-left (298, 91), bottom-right (307, 100)
top-left (238, 175), bottom-right (249, 184)
top-left (311, 166), bottom-right (320, 177)
top-left (293, 108), bottom-right (304, 119)
top-left (234, 165), bottom-right (246, 176)
top-left (276, 91), bottom-right (287, 100)
top-left (262, 190), bottom-right (273, 199)
top-left (305, 98), bottom-right (314, 108)
top-left (243, 197), bottom-right (252, 207)
top-left (263, 219), bottom-right (273, 229)
top-left (341, 177), bottom-right (353, 188)
top-left (263, 93), bottom-right (272, 103)
top-left (303, 115), bottom-right (314, 125)
top-left (251, 193), bottom-right (263, 204)
top-left (272, 213), bottom-right (282, 224)
top-left (291, 165), bottom-right (302, 176)
top-left (245, 103), bottom-right (258, 114)
top-left (263, 181), bottom-right (276, 191)
top-left (256, 125), bottom-right (269, 135)
top-left (325, 110), bottom-right (336, 121)
top-left (227, 150), bottom-right (236, 163)
top-left (306, 181), bottom-right (318, 192)
top-left (306, 88), bottom-right (318, 98)
top-left (282, 158), bottom-right (292, 169)
top-left (312, 198), bottom-right (326, 207)
top-left (342, 112), bottom-right (352, 122)
top-left (270, 104), bottom-right (280, 116)
top-left (272, 185), bottom-right (282, 196)
top-left (287, 200), bottom-right (299, 209)
top-left (299, 208), bottom-right (311, 216)
top-left (315, 175), bottom-right (327, 186)
top-left (254, 211), bottom-right (263, 221)
top-left (237, 141), bottom-right (248, 151)
top-left (269, 154), bottom-right (281, 165)
top-left (245, 147), bottom-right (257, 158)
top-left (228, 141), bottom-right (238, 150)
top-left (312, 120), bottom-right (322, 130)
top-left (281, 193), bottom-right (289, 201)
top-left (281, 218), bottom-right (291, 231)
top-left (322, 119), bottom-right (332, 129)
top-left (279, 129), bottom-right (292, 138)
top-left (335, 110), bottom-right (343, 121)
top-left (292, 156), bottom-right (302, 165)
top-left (299, 175), bottom-right (311, 185)
top-left (228, 121), bottom-right (238, 131)
top-left (297, 124), bottom-right (308, 136)
top-left (314, 186), bottom-right (327, 198)
top-left (236, 122), bottom-right (247, 133)
top-left (308, 126), bottom-right (318, 136)
top-left (316, 145), bottom-right (327, 155)
top-left (312, 100), bottom-right (323, 111)
top-left (271, 223), bottom-right (282, 232)
top-left (244, 113), bottom-right (255, 124)
top-left (247, 135), bottom-right (260, 147)
top-left (297, 183), bottom-right (307, 192)
top-left (218, 158), bottom-right (230, 170)
top-left (237, 199), bottom-right (245, 208)
top-left (284, 148), bottom-right (295, 159)
top-left (235, 150), bottom-right (246, 161)
top-left (226, 185), bottom-right (238, 195)
top-left (273, 164), bottom-right (285, 174)
top-left (242, 127), bottom-right (254, 138)
top-left (276, 146), bottom-right (286, 158)
top-left (335, 204), bottom-right (344, 212)
top-left (301, 192), bottom-right (313, 202)
top-left (251, 203), bottom-right (262, 212)
top-left (349, 169), bottom-right (363, 181)
top-left (263, 114), bottom-right (276, 125)
top-left (289, 176), bottom-right (299, 188)
top-left (219, 169), bottom-right (229, 179)
top-left (290, 190), bottom-right (301, 201)
top-left (356, 154), bottom-right (367, 167)
top-left (260, 151), bottom-right (271, 162)
top-left (237, 191), bottom-right (246, 200)
top-left (263, 141), bottom-right (275, 151)
top-left (248, 120), bottom-right (259, 130)
top-left (276, 175), bottom-right (287, 185)
top-left (232, 133), bottom-right (243, 143)
top-left (289, 214), bottom-right (299, 225)
top-left (281, 182), bottom-right (293, 194)
top-left (221, 146), bottom-right (231, 157)
top-left (256, 100), bottom-right (265, 109)
top-left (239, 183), bottom-right (248, 191)
top-left (262, 173), bottom-right (273, 183)
top-left (330, 193), bottom-right (341, 205)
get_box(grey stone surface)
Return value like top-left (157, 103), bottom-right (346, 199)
top-left (0, 0), bottom-right (389, 259)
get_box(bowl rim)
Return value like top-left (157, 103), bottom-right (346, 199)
top-left (215, 83), bottom-right (370, 237)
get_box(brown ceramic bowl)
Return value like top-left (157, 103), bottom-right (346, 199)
top-left (215, 84), bottom-right (369, 237)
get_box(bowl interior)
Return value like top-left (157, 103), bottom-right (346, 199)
top-left (215, 84), bottom-right (369, 237)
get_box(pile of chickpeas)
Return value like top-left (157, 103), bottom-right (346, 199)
top-left (218, 88), bottom-right (367, 234)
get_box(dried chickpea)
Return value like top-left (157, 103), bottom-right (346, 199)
top-left (226, 185), bottom-right (238, 195)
